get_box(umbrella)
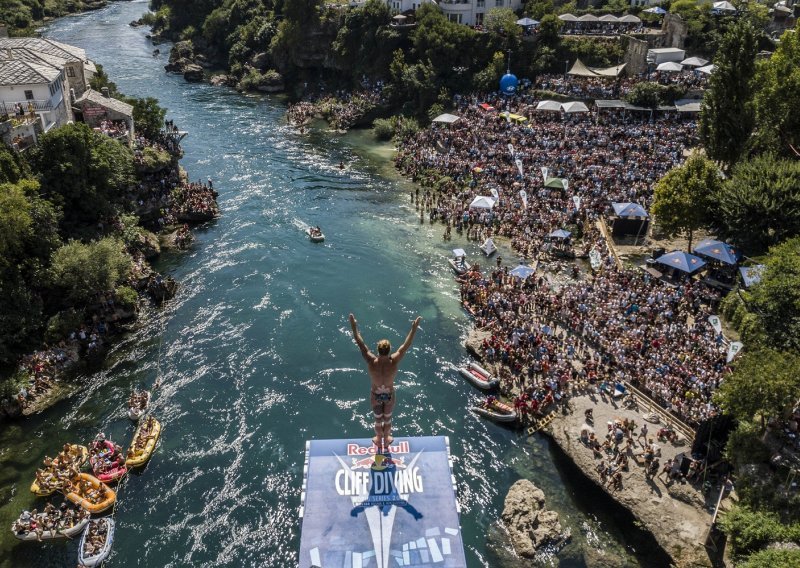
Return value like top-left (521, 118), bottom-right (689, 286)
top-left (516, 17), bottom-right (539, 26)
top-left (739, 265), bottom-right (764, 288)
top-left (558, 13), bottom-right (579, 22)
top-left (643, 6), bottom-right (667, 14)
top-left (510, 264), bottom-right (536, 280)
top-left (693, 239), bottom-right (741, 265)
top-left (612, 202), bottom-right (648, 218)
top-left (469, 196), bottom-right (496, 209)
top-left (432, 113), bottom-right (460, 124)
top-left (696, 64), bottom-right (716, 75)
top-left (599, 14), bottom-right (619, 22)
top-left (655, 251), bottom-right (706, 274)
top-left (681, 56), bottom-right (709, 67)
top-left (561, 101), bottom-right (590, 113)
top-left (547, 229), bottom-right (572, 239)
top-left (536, 100), bottom-right (562, 111)
top-left (656, 61), bottom-right (683, 72)
top-left (712, 0), bottom-right (736, 11)
top-left (578, 14), bottom-right (600, 22)
top-left (618, 14), bottom-right (641, 23)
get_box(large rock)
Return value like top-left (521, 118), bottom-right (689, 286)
top-left (249, 52), bottom-right (270, 70)
top-left (210, 74), bottom-right (232, 87)
top-left (501, 479), bottom-right (563, 557)
top-left (183, 64), bottom-right (204, 83)
top-left (164, 40), bottom-right (195, 73)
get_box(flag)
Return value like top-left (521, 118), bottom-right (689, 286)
top-left (572, 196), bottom-right (581, 211)
top-left (726, 341), bottom-right (743, 363)
top-left (540, 167), bottom-right (548, 182)
top-left (708, 315), bottom-right (722, 334)
top-left (490, 187), bottom-right (500, 203)
top-left (562, 179), bottom-right (569, 192)
top-left (519, 190), bottom-right (527, 208)
top-left (515, 158), bottom-right (524, 177)
top-left (507, 143), bottom-right (515, 157)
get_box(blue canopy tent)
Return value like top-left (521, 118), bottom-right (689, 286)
top-left (643, 6), bottom-right (667, 14)
top-left (516, 17), bottom-right (539, 26)
top-left (612, 202), bottom-right (648, 218)
top-left (693, 239), bottom-right (741, 265)
top-left (739, 265), bottom-right (765, 288)
top-left (547, 229), bottom-right (572, 239)
top-left (655, 251), bottom-right (706, 274)
top-left (510, 264), bottom-right (536, 280)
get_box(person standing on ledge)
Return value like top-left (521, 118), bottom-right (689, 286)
top-left (349, 313), bottom-right (422, 449)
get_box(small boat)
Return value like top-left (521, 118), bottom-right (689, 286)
top-left (458, 362), bottom-right (500, 390)
top-left (480, 238), bottom-right (497, 257)
top-left (12, 516), bottom-right (90, 542)
top-left (30, 444), bottom-right (89, 496)
top-left (78, 517), bottom-right (115, 567)
top-left (92, 463), bottom-right (127, 484)
top-left (471, 399), bottom-right (517, 423)
top-left (128, 390), bottom-right (151, 421)
top-left (63, 473), bottom-right (116, 514)
top-left (307, 227), bottom-right (325, 243)
top-left (89, 439), bottom-right (127, 483)
top-left (30, 477), bottom-right (57, 497)
top-left (126, 416), bottom-right (162, 468)
top-left (448, 248), bottom-right (472, 275)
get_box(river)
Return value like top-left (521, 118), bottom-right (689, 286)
top-left (0, 2), bottom-right (665, 566)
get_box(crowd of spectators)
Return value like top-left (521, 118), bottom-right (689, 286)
top-left (95, 119), bottom-right (128, 139)
top-left (396, 88), bottom-right (728, 427)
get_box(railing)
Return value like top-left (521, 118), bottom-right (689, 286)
top-left (0, 99), bottom-right (53, 115)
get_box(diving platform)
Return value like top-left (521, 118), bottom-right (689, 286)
top-left (299, 436), bottom-right (467, 568)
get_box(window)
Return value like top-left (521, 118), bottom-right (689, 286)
top-left (66, 66), bottom-right (75, 77)
top-left (476, 12), bottom-right (484, 24)
top-left (447, 13), bottom-right (462, 23)
top-left (495, 0), bottom-right (504, 6)
top-left (477, 0), bottom-right (484, 6)
top-left (24, 90), bottom-right (34, 100)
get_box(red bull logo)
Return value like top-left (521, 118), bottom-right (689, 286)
top-left (350, 454), bottom-right (407, 471)
top-left (347, 441), bottom-right (410, 456)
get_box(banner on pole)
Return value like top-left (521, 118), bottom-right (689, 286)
top-left (726, 341), bottom-right (743, 363)
top-left (519, 190), bottom-right (527, 209)
top-left (708, 315), bottom-right (722, 335)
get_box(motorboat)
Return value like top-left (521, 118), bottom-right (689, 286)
top-left (471, 398), bottom-right (517, 423)
top-left (307, 227), bottom-right (325, 243)
top-left (458, 362), bottom-right (500, 390)
top-left (480, 238), bottom-right (497, 257)
top-left (448, 248), bottom-right (472, 275)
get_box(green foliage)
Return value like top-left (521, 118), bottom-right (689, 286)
top-left (31, 123), bottom-right (134, 236)
top-left (114, 285), bottom-right (139, 310)
top-left (752, 22), bottom-right (800, 157)
top-left (558, 37), bottom-right (625, 68)
top-left (484, 8), bottom-right (522, 52)
top-left (0, 267), bottom-right (43, 364)
top-left (125, 97), bottom-right (167, 141)
top-left (715, 156), bottom-right (800, 253)
top-left (747, 237), bottom-right (800, 352)
top-left (699, 19), bottom-right (758, 169)
top-left (473, 52), bottom-right (506, 93)
top-left (49, 238), bottom-right (132, 307)
top-left (738, 548), bottom-right (800, 568)
top-left (372, 118), bottom-right (394, 141)
top-left (720, 506), bottom-right (800, 559)
top-left (89, 63), bottom-right (120, 97)
top-left (332, 0), bottom-right (399, 80)
top-left (524, 0), bottom-right (554, 19)
top-left (714, 348), bottom-right (800, 426)
top-left (626, 82), bottom-right (662, 109)
top-left (725, 421), bottom-right (772, 467)
top-left (372, 115), bottom-right (419, 142)
top-left (651, 154), bottom-right (720, 248)
top-left (0, 142), bottom-right (30, 184)
top-left (44, 308), bottom-right (85, 344)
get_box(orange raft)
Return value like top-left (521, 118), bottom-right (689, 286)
top-left (63, 473), bottom-right (116, 514)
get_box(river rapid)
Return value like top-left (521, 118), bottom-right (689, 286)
top-left (0, 2), bottom-right (665, 566)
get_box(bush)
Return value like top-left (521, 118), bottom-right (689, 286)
top-left (44, 308), bottom-right (85, 344)
top-left (373, 118), bottom-right (395, 141)
top-left (137, 147), bottom-right (172, 173)
top-left (725, 422), bottom-right (771, 467)
top-left (739, 549), bottom-right (800, 568)
top-left (114, 285), bottom-right (139, 310)
top-left (720, 506), bottom-right (788, 558)
top-left (49, 238), bottom-right (132, 307)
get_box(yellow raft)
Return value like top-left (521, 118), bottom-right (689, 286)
top-left (30, 444), bottom-right (89, 496)
top-left (64, 473), bottom-right (116, 514)
top-left (126, 417), bottom-right (161, 468)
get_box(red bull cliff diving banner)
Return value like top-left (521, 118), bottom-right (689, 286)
top-left (298, 436), bottom-right (467, 567)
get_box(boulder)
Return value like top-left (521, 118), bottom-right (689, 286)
top-left (501, 479), bottom-right (563, 558)
top-left (164, 40), bottom-right (195, 73)
top-left (183, 64), bottom-right (204, 83)
top-left (464, 328), bottom-right (491, 360)
top-left (210, 74), bottom-right (232, 87)
top-left (249, 52), bottom-right (270, 70)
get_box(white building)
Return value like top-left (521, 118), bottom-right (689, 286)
top-left (388, 0), bottom-right (522, 26)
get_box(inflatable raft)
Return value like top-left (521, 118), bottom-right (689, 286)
top-left (90, 439), bottom-right (127, 483)
top-left (11, 515), bottom-right (89, 542)
top-left (128, 390), bottom-right (150, 421)
top-left (458, 363), bottom-right (500, 390)
top-left (78, 517), bottom-right (115, 567)
top-left (64, 473), bottom-right (116, 514)
top-left (307, 228), bottom-right (325, 242)
top-left (30, 444), bottom-right (89, 496)
top-left (126, 417), bottom-right (162, 468)
top-left (471, 399), bottom-right (517, 423)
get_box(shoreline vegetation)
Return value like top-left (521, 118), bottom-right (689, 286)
top-left (0, 59), bottom-right (219, 419)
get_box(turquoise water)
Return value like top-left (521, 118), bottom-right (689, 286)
top-left (0, 2), bottom-right (666, 566)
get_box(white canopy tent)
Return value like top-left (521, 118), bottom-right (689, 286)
top-left (536, 100), bottom-right (563, 111)
top-left (656, 61), bottom-right (684, 72)
top-left (697, 64), bottom-right (717, 75)
top-left (558, 13), bottom-right (579, 21)
top-left (578, 14), bottom-right (599, 22)
top-left (432, 113), bottom-right (460, 124)
top-left (681, 56), bottom-right (709, 67)
top-left (599, 14), bottom-right (619, 22)
top-left (618, 14), bottom-right (642, 23)
top-left (561, 101), bottom-right (590, 113)
top-left (712, 1), bottom-right (737, 11)
top-left (469, 196), bottom-right (496, 209)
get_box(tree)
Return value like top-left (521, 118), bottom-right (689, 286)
top-left (714, 155), bottom-right (800, 253)
top-left (747, 236), bottom-right (800, 353)
top-left (752, 22), bottom-right (800, 157)
top-left (49, 238), bottom-right (132, 307)
top-left (332, 0), bottom-right (398, 80)
top-left (626, 82), bottom-right (663, 109)
top-left (714, 348), bottom-right (800, 428)
top-left (699, 19), bottom-right (758, 169)
top-left (739, 549), bottom-right (800, 568)
top-left (484, 8), bottom-right (522, 53)
top-left (125, 97), bottom-right (167, 141)
top-left (0, 142), bottom-right (30, 184)
top-left (31, 123), bottom-right (134, 235)
top-left (651, 154), bottom-right (721, 248)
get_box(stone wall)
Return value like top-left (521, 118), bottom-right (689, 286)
top-left (662, 13), bottom-right (689, 49)
top-left (624, 36), bottom-right (650, 76)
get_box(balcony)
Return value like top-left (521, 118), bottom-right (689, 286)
top-left (0, 99), bottom-right (54, 115)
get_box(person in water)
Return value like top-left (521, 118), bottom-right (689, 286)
top-left (349, 313), bottom-right (421, 449)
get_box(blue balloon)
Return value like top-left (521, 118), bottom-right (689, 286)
top-left (499, 73), bottom-right (518, 96)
